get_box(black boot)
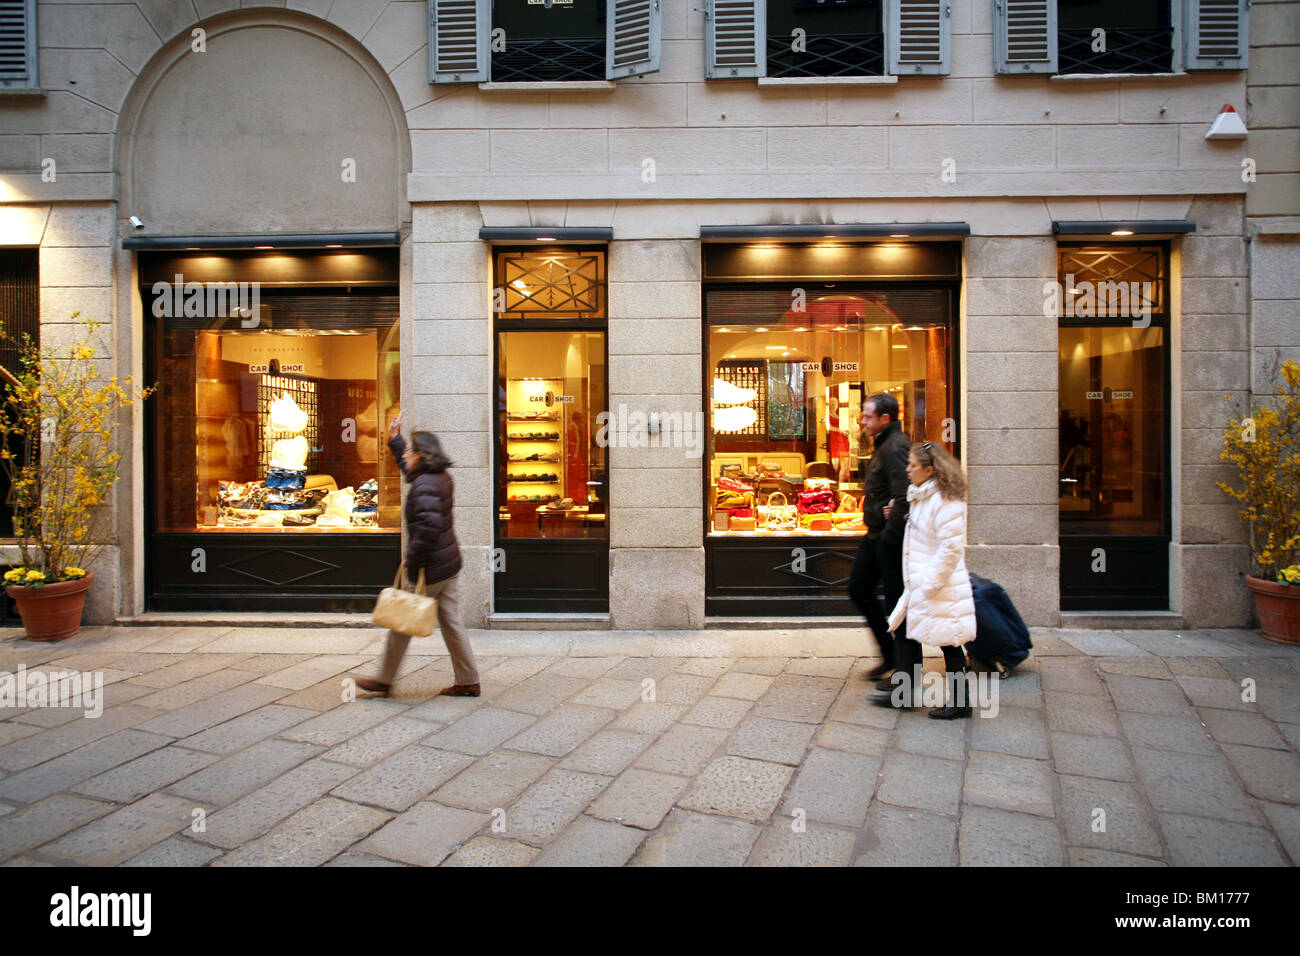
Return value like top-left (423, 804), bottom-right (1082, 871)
top-left (928, 667), bottom-right (973, 720)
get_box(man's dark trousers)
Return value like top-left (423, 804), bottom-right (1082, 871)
top-left (849, 534), bottom-right (906, 664)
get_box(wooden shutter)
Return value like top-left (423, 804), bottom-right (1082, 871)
top-left (429, 0), bottom-right (490, 84)
top-left (1185, 0), bottom-right (1248, 70)
top-left (887, 0), bottom-right (951, 75)
top-left (706, 0), bottom-right (765, 79)
top-left (994, 0), bottom-right (1057, 74)
top-left (0, 0), bottom-right (36, 88)
top-left (607, 0), bottom-right (662, 79)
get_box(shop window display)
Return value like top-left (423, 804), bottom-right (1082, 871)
top-left (154, 295), bottom-right (400, 534)
top-left (706, 286), bottom-right (954, 536)
top-left (496, 331), bottom-right (608, 539)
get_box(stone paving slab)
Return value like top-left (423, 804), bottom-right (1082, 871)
top-left (166, 738), bottom-right (323, 806)
top-left (213, 797), bottom-right (391, 867)
top-left (680, 756), bottom-right (793, 821)
top-left (2, 624), bottom-right (1298, 867)
top-left (854, 804), bottom-right (956, 867)
top-left (433, 751), bottom-right (555, 812)
top-left (73, 745), bottom-right (219, 803)
top-left (38, 792), bottom-right (196, 866)
top-left (558, 730), bottom-right (655, 777)
top-left (331, 745), bottom-right (474, 812)
top-left (750, 817), bottom-right (857, 866)
top-left (632, 808), bottom-right (761, 866)
top-left (532, 816), bottom-right (647, 867)
top-left (357, 800), bottom-right (489, 867)
top-left (588, 768), bottom-right (689, 830)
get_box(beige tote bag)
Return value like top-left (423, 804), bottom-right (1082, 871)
top-left (372, 563), bottom-right (438, 637)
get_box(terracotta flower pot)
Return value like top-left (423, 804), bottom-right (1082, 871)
top-left (4, 571), bottom-right (94, 642)
top-left (1246, 575), bottom-right (1300, 645)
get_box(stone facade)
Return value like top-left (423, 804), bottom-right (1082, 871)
top-left (0, 0), bottom-right (1294, 629)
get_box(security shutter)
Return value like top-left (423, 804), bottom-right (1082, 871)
top-left (429, 0), bottom-right (490, 84)
top-left (887, 0), bottom-right (951, 75)
top-left (0, 0), bottom-right (36, 88)
top-left (705, 0), bottom-right (765, 79)
top-left (607, 0), bottom-right (662, 78)
top-left (1184, 0), bottom-right (1248, 70)
top-left (994, 0), bottom-right (1058, 74)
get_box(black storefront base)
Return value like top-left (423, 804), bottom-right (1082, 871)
top-left (706, 536), bottom-right (862, 617)
top-left (147, 532), bottom-right (400, 613)
top-left (493, 538), bottom-right (609, 614)
top-left (1060, 534), bottom-right (1170, 611)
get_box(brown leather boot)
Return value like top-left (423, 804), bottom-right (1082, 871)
top-left (438, 683), bottom-right (480, 697)
top-left (353, 677), bottom-right (391, 697)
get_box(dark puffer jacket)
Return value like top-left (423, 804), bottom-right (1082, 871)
top-left (389, 436), bottom-right (462, 586)
top-left (862, 420), bottom-right (912, 544)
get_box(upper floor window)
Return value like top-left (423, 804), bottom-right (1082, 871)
top-left (1057, 0), bottom-right (1172, 74)
top-left (767, 0), bottom-right (884, 78)
top-left (707, 0), bottom-right (950, 79)
top-left (430, 0), bottom-right (661, 83)
top-left (0, 0), bottom-right (38, 90)
top-left (995, 0), bottom-right (1249, 75)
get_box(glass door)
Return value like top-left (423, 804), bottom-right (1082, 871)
top-left (1057, 243), bottom-right (1170, 609)
top-left (493, 329), bottom-right (608, 612)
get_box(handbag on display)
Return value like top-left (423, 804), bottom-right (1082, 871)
top-left (803, 477), bottom-right (836, 492)
top-left (714, 475), bottom-right (755, 511)
top-left (757, 491), bottom-right (798, 531)
top-left (372, 563), bottom-right (438, 638)
top-left (832, 493), bottom-right (868, 531)
top-left (800, 514), bottom-right (833, 531)
top-left (729, 514), bottom-right (756, 531)
top-left (796, 488), bottom-right (835, 514)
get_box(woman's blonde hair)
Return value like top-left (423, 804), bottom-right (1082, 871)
top-left (911, 442), bottom-right (968, 501)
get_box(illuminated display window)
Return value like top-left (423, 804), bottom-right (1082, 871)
top-left (706, 284), bottom-right (955, 536)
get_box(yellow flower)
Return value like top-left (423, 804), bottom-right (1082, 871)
top-left (24, 570), bottom-right (45, 582)
top-left (3, 568), bottom-right (25, 583)
top-left (63, 567), bottom-right (86, 578)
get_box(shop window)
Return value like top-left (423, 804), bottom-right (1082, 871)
top-left (496, 331), bottom-right (608, 538)
top-left (706, 285), bottom-right (955, 536)
top-left (151, 294), bottom-right (401, 535)
top-left (708, 0), bottom-right (949, 79)
top-left (1057, 243), bottom-right (1169, 537)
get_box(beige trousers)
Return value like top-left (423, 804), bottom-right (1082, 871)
top-left (377, 573), bottom-right (479, 687)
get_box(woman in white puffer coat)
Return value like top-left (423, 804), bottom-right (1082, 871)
top-left (881, 441), bottom-right (977, 719)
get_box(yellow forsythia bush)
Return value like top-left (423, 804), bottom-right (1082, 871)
top-left (1218, 359), bottom-right (1300, 583)
top-left (0, 315), bottom-right (155, 588)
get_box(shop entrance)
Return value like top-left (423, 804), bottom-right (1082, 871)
top-left (491, 247), bottom-right (609, 614)
top-left (1057, 244), bottom-right (1171, 609)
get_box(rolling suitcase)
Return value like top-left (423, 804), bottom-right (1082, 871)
top-left (966, 573), bottom-right (1032, 675)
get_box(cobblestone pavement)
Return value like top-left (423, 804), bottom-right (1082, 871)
top-left (1, 624), bottom-right (1298, 866)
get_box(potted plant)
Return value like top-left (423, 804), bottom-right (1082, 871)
top-left (1218, 357), bottom-right (1300, 644)
top-left (0, 315), bottom-right (154, 641)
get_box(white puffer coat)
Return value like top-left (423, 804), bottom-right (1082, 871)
top-left (886, 479), bottom-right (977, 647)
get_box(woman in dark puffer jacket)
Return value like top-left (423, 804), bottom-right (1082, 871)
top-left (354, 413), bottom-right (480, 698)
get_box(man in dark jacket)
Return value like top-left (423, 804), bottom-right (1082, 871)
top-left (848, 392), bottom-right (911, 680)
